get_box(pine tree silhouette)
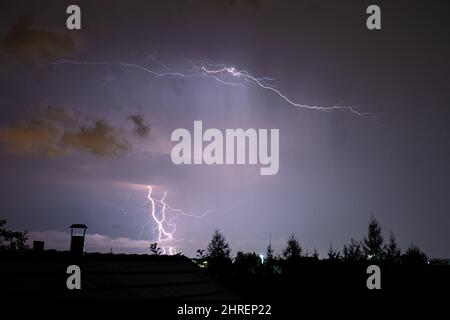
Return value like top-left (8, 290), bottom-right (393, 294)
top-left (266, 242), bottom-right (274, 261)
top-left (363, 215), bottom-right (384, 261)
top-left (264, 235), bottom-right (276, 273)
top-left (282, 233), bottom-right (302, 259)
top-left (327, 242), bottom-right (341, 260)
top-left (206, 228), bottom-right (232, 277)
top-left (343, 238), bottom-right (364, 263)
top-left (207, 228), bottom-right (231, 259)
top-left (384, 232), bottom-right (401, 264)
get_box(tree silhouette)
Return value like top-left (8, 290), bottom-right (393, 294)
top-left (402, 244), bottom-right (428, 265)
top-left (196, 249), bottom-right (206, 259)
top-left (343, 238), bottom-right (364, 263)
top-left (206, 229), bottom-right (232, 276)
top-left (0, 219), bottom-right (29, 251)
top-left (303, 249), bottom-right (310, 257)
top-left (327, 242), bottom-right (341, 260)
top-left (282, 233), bottom-right (302, 259)
top-left (312, 248), bottom-right (319, 260)
top-left (266, 242), bottom-right (274, 262)
top-left (149, 243), bottom-right (162, 255)
top-left (363, 215), bottom-right (384, 261)
top-left (207, 228), bottom-right (231, 259)
top-left (384, 232), bottom-right (401, 264)
top-left (233, 251), bottom-right (262, 276)
top-left (264, 239), bottom-right (277, 274)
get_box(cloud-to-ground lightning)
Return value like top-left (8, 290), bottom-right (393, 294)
top-left (51, 57), bottom-right (382, 124)
top-left (106, 185), bottom-right (240, 255)
top-left (146, 186), bottom-right (175, 255)
top-left (145, 185), bottom-right (241, 255)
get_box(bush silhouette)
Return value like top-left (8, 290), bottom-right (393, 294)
top-left (0, 219), bottom-right (29, 251)
top-left (343, 238), bottom-right (364, 263)
top-left (233, 251), bottom-right (262, 276)
top-left (402, 244), bottom-right (428, 265)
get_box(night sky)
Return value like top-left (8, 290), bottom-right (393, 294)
top-left (0, 0), bottom-right (449, 257)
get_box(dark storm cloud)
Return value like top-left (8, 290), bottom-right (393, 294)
top-left (62, 120), bottom-right (130, 156)
top-left (223, 0), bottom-right (264, 9)
top-left (2, 17), bottom-right (75, 63)
top-left (0, 106), bottom-right (130, 156)
top-left (128, 114), bottom-right (150, 138)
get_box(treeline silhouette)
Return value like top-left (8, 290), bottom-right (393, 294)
top-left (2, 217), bottom-right (448, 297)
top-left (179, 216), bottom-right (448, 297)
top-left (186, 215), bottom-right (428, 277)
top-left (0, 216), bottom-right (433, 273)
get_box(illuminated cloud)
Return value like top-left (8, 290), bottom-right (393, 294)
top-left (0, 120), bottom-right (64, 156)
top-left (0, 106), bottom-right (130, 156)
top-left (29, 230), bottom-right (152, 254)
top-left (62, 120), bottom-right (130, 156)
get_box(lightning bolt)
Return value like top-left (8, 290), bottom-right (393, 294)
top-left (106, 185), bottom-right (239, 255)
top-left (146, 186), bottom-right (175, 255)
top-left (197, 63), bottom-right (381, 123)
top-left (51, 57), bottom-right (382, 125)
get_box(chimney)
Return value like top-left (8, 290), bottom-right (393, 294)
top-left (69, 224), bottom-right (88, 256)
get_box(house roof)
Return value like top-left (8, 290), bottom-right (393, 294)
top-left (0, 251), bottom-right (241, 300)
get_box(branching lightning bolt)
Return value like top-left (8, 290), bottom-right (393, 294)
top-left (197, 63), bottom-right (381, 124)
top-left (146, 187), bottom-right (175, 255)
top-left (51, 56), bottom-right (383, 125)
top-left (146, 186), bottom-right (241, 255)
top-left (106, 185), bottom-right (239, 255)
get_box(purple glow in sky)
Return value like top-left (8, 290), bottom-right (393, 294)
top-left (0, 0), bottom-right (449, 258)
